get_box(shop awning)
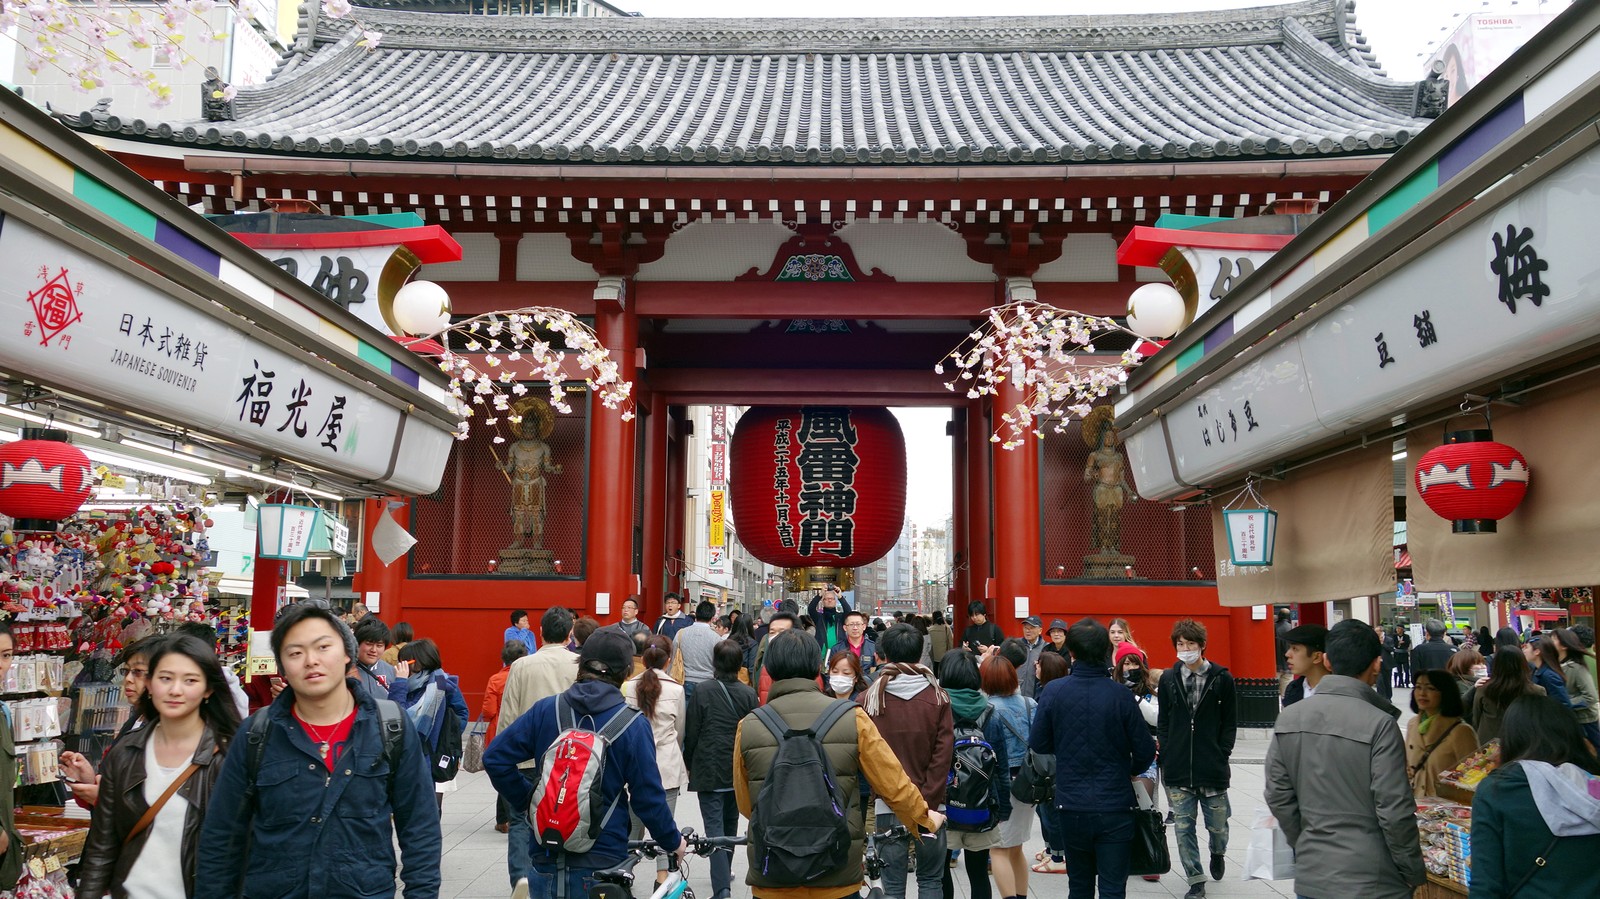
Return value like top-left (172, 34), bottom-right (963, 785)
top-left (1114, 2), bottom-right (1600, 501)
top-left (0, 90), bottom-right (457, 498)
top-left (217, 578), bottom-right (310, 601)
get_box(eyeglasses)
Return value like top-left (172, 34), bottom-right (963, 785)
top-left (119, 667), bottom-right (149, 680)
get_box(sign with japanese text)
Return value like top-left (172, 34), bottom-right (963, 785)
top-left (1125, 141), bottom-right (1600, 500)
top-left (0, 214), bottom-right (452, 495)
top-left (708, 489), bottom-right (726, 574)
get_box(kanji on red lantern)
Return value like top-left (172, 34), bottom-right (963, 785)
top-left (730, 407), bottom-right (906, 568)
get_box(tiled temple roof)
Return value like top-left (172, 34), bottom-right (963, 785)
top-left (63, 0), bottom-right (1443, 165)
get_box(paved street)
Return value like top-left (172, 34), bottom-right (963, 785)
top-left (439, 690), bottom-right (1417, 899)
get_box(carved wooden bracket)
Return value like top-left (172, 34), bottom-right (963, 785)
top-left (735, 223), bottom-right (893, 283)
top-left (566, 222), bottom-right (669, 277)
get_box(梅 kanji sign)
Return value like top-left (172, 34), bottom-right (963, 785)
top-left (729, 406), bottom-right (906, 569)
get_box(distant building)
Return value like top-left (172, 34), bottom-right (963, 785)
top-left (1426, 4), bottom-right (1567, 106)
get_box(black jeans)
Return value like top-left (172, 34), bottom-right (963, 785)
top-left (696, 790), bottom-right (740, 899)
top-left (1059, 809), bottom-right (1134, 899)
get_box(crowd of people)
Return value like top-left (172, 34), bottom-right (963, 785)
top-left (25, 592), bottom-right (1600, 899)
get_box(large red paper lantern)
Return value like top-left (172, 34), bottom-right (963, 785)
top-left (1414, 428), bottom-right (1529, 534)
top-left (730, 407), bottom-right (906, 570)
top-left (0, 436), bottom-right (95, 522)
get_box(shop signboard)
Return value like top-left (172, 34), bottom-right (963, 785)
top-left (1128, 140), bottom-right (1600, 499)
top-left (1223, 508), bottom-right (1278, 566)
top-left (708, 489), bottom-right (726, 574)
top-left (0, 213), bottom-right (452, 495)
top-left (257, 503), bottom-right (321, 560)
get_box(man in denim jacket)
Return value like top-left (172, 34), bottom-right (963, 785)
top-left (197, 603), bottom-right (441, 898)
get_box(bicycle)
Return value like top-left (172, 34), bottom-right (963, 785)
top-left (590, 828), bottom-right (747, 899)
top-left (863, 823), bottom-right (910, 899)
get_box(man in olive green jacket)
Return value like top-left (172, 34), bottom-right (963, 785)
top-left (734, 630), bottom-right (946, 899)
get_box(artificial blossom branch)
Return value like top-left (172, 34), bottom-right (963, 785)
top-left (939, 302), bottom-right (1143, 450)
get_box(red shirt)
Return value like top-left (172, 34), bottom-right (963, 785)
top-left (294, 707), bottom-right (358, 770)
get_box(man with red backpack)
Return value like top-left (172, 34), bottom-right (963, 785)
top-left (486, 629), bottom-right (684, 899)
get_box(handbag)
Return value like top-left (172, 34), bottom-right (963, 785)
top-left (1128, 781), bottom-right (1171, 877)
top-left (461, 718), bottom-right (489, 774)
top-left (1010, 749), bottom-right (1055, 805)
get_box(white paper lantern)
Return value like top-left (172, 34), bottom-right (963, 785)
top-left (391, 280), bottom-right (452, 336)
top-left (1125, 283), bottom-right (1187, 340)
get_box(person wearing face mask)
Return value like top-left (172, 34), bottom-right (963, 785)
top-left (1156, 620), bottom-right (1237, 899)
top-left (1118, 648), bottom-right (1162, 883)
top-left (825, 648), bottom-right (870, 700)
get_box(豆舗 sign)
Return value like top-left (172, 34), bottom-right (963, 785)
top-left (0, 212), bottom-right (452, 495)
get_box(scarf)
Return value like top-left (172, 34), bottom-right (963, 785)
top-left (407, 670), bottom-right (447, 749)
top-left (948, 687), bottom-right (990, 725)
top-left (862, 662), bottom-right (946, 716)
top-left (1418, 710), bottom-right (1437, 736)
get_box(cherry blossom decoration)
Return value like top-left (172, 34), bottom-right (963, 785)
top-left (939, 302), bottom-right (1142, 450)
top-left (408, 309), bottom-right (634, 444)
top-left (0, 1), bottom-right (378, 106)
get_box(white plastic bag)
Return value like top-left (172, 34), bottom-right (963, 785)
top-left (1243, 807), bottom-right (1296, 881)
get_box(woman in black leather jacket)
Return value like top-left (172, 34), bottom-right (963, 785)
top-left (76, 634), bottom-right (241, 899)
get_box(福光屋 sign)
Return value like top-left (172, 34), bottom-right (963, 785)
top-left (0, 212), bottom-right (452, 495)
top-left (1123, 139), bottom-right (1600, 501)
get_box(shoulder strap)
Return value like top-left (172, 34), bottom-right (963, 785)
top-left (811, 699), bottom-right (857, 742)
top-left (752, 704), bottom-right (790, 742)
top-left (243, 710), bottom-right (274, 804)
top-left (997, 705), bottom-right (1028, 746)
top-left (716, 680), bottom-right (739, 716)
top-left (596, 705), bottom-right (641, 742)
top-left (375, 698), bottom-right (405, 769)
top-left (125, 762), bottom-right (202, 845)
top-left (1511, 834), bottom-right (1562, 894)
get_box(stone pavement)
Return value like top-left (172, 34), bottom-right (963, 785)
top-left (440, 690), bottom-right (1417, 899)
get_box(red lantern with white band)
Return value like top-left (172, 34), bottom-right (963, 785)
top-left (0, 431), bottom-right (94, 526)
top-left (1414, 428), bottom-right (1530, 534)
top-left (730, 406), bottom-right (906, 590)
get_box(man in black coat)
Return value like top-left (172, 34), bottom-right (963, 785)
top-left (1409, 619), bottom-right (1458, 677)
top-left (1157, 619), bottom-right (1237, 899)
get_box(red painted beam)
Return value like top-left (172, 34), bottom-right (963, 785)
top-left (644, 367), bottom-right (956, 405)
top-left (442, 279), bottom-right (1133, 319)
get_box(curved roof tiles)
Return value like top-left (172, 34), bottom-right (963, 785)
top-left (65, 0), bottom-right (1443, 165)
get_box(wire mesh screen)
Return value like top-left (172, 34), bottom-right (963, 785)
top-left (1039, 416), bottom-right (1213, 583)
top-left (409, 392), bottom-right (589, 578)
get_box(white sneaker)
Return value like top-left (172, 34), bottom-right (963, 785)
top-left (511, 877), bottom-right (530, 899)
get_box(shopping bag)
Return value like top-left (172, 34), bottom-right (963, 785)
top-left (1129, 781), bottom-right (1171, 877)
top-left (1243, 807), bottom-right (1296, 881)
top-left (461, 719), bottom-right (489, 774)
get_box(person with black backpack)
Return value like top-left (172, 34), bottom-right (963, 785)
top-left (733, 629), bottom-right (946, 899)
top-left (486, 629), bottom-right (684, 899)
top-left (938, 650), bottom-right (1012, 899)
top-left (389, 638), bottom-right (471, 811)
top-left (194, 602), bottom-right (441, 899)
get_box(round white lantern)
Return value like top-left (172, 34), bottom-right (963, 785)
top-left (1125, 283), bottom-right (1187, 340)
top-left (391, 280), bottom-right (452, 336)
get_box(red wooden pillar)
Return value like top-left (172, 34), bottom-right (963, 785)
top-left (353, 497), bottom-right (408, 624)
top-left (964, 396), bottom-right (993, 635)
top-left (949, 409), bottom-right (971, 617)
top-left (662, 405), bottom-right (690, 620)
top-left (991, 376), bottom-right (1041, 635)
top-left (639, 389), bottom-right (669, 615)
top-left (587, 279), bottom-right (638, 616)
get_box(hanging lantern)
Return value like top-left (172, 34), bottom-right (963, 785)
top-left (0, 431), bottom-right (94, 526)
top-left (257, 503), bottom-right (324, 560)
top-left (730, 407), bottom-right (906, 585)
top-left (1223, 508), bottom-right (1278, 566)
top-left (1415, 428), bottom-right (1530, 534)
top-left (1125, 283), bottom-right (1188, 340)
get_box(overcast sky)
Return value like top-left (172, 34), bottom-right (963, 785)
top-left (628, 0), bottom-right (1571, 80)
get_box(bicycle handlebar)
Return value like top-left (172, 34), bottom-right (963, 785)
top-left (625, 830), bottom-right (749, 858)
